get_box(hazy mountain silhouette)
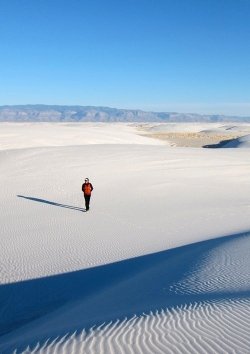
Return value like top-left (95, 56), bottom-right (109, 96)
top-left (1, 104), bottom-right (250, 122)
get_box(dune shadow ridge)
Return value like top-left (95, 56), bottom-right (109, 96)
top-left (203, 138), bottom-right (235, 148)
top-left (1, 231), bottom-right (250, 353)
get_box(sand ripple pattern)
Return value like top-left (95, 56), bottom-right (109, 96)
top-left (17, 299), bottom-right (250, 354)
top-left (170, 234), bottom-right (250, 295)
top-left (10, 233), bottom-right (250, 354)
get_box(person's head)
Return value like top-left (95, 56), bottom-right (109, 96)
top-left (85, 178), bottom-right (89, 183)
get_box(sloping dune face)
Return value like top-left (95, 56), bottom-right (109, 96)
top-left (223, 134), bottom-right (250, 148)
top-left (1, 123), bottom-right (250, 353)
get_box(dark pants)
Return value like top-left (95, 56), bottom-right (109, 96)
top-left (84, 194), bottom-right (91, 210)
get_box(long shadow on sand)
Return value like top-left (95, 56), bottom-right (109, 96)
top-left (17, 195), bottom-right (85, 212)
top-left (1, 231), bottom-right (250, 352)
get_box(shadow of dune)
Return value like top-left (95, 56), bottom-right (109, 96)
top-left (17, 195), bottom-right (85, 212)
top-left (1, 231), bottom-right (250, 351)
top-left (203, 138), bottom-right (235, 148)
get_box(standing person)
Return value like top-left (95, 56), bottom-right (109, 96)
top-left (82, 178), bottom-right (93, 211)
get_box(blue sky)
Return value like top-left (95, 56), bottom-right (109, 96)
top-left (0, 0), bottom-right (250, 115)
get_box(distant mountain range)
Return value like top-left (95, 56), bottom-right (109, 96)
top-left (1, 105), bottom-right (250, 122)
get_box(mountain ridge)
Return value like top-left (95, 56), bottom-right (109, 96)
top-left (1, 105), bottom-right (250, 122)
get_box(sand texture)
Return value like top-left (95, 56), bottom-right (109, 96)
top-left (1, 123), bottom-right (250, 353)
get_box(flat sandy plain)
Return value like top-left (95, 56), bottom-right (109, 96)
top-left (1, 122), bottom-right (250, 353)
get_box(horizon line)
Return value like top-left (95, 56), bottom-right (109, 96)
top-left (0, 103), bottom-right (250, 118)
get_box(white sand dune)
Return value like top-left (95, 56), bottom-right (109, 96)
top-left (223, 134), bottom-right (250, 148)
top-left (141, 122), bottom-right (224, 133)
top-left (0, 122), bottom-right (166, 151)
top-left (221, 124), bottom-right (250, 132)
top-left (2, 232), bottom-right (250, 353)
top-left (1, 123), bottom-right (250, 353)
top-left (138, 123), bottom-right (250, 148)
top-left (200, 124), bottom-right (250, 134)
top-left (140, 122), bottom-right (250, 135)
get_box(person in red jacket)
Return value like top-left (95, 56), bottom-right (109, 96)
top-left (82, 178), bottom-right (94, 211)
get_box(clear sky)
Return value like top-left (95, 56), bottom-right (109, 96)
top-left (1, 0), bottom-right (250, 115)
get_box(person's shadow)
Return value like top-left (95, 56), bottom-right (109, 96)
top-left (17, 195), bottom-right (86, 212)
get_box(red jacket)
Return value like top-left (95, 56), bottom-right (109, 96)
top-left (82, 182), bottom-right (93, 196)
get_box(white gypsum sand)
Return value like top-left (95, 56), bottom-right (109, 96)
top-left (0, 122), bottom-right (250, 353)
top-left (137, 122), bottom-right (250, 147)
top-left (0, 122), bottom-right (166, 150)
